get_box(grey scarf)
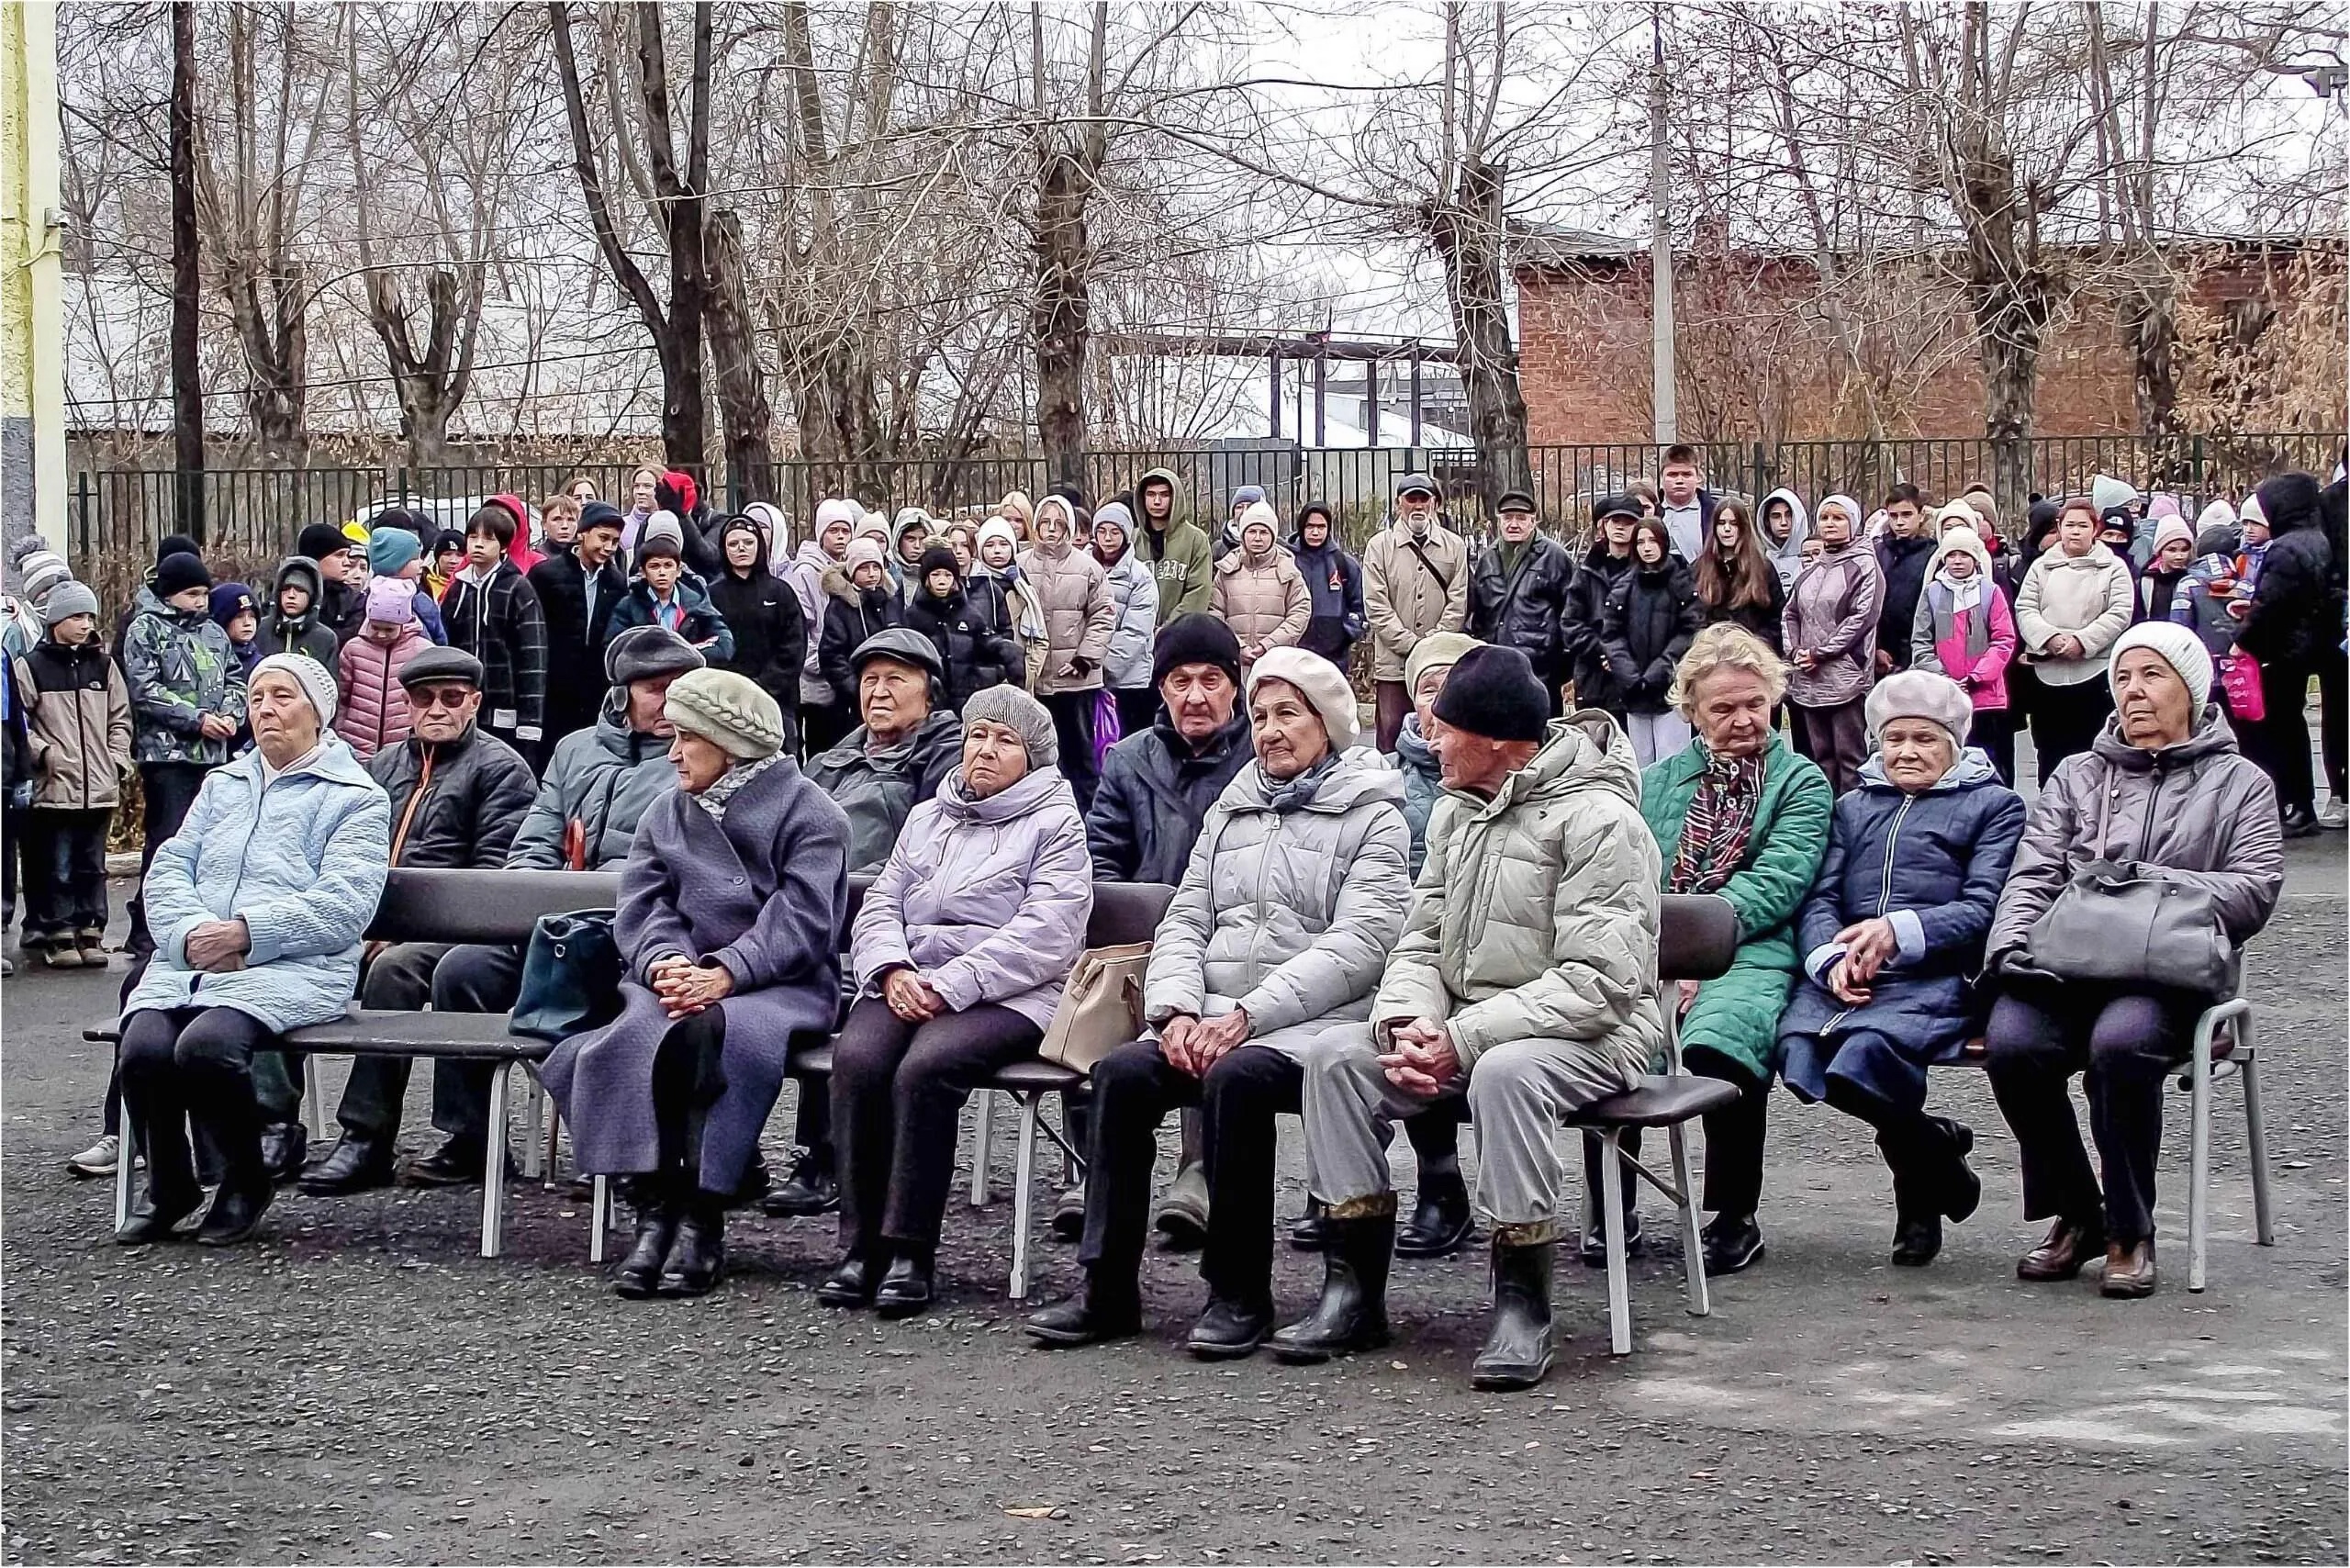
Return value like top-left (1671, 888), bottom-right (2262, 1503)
top-left (692, 754), bottom-right (781, 823)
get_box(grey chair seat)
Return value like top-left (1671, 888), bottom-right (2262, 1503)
top-left (1567, 1073), bottom-right (1741, 1128)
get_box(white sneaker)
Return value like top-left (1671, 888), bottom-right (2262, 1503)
top-left (65, 1132), bottom-right (119, 1179)
top-left (2318, 801), bottom-right (2347, 830)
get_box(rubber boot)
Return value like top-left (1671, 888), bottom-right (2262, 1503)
top-left (1471, 1226), bottom-right (1557, 1391)
top-left (656, 1193), bottom-right (727, 1297)
top-left (613, 1175), bottom-right (681, 1299)
top-left (1153, 1111), bottom-right (1211, 1249)
top-left (1268, 1199), bottom-right (1395, 1363)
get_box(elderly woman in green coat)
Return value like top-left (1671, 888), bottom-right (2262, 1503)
top-left (1624, 622), bottom-right (1831, 1277)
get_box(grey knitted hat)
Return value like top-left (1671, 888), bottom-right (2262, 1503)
top-left (958, 683), bottom-right (1058, 768)
top-left (665, 667), bottom-right (786, 760)
top-left (604, 624), bottom-right (706, 689)
top-left (40, 580), bottom-right (100, 626)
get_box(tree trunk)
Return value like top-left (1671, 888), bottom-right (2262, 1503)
top-left (170, 1), bottom-right (205, 535)
top-left (703, 209), bottom-right (775, 506)
top-left (224, 264), bottom-right (307, 455)
top-left (1032, 143), bottom-right (1091, 493)
top-left (365, 268), bottom-right (477, 468)
top-left (1428, 157), bottom-right (1532, 506)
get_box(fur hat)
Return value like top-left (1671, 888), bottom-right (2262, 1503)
top-left (1151, 612), bottom-right (1243, 689)
top-left (364, 577), bottom-right (417, 625)
top-left (665, 667), bottom-right (786, 760)
top-left (959, 683), bottom-right (1058, 768)
top-left (1432, 644), bottom-right (1550, 744)
top-left (1404, 631), bottom-right (1483, 698)
top-left (40, 580), bottom-right (99, 626)
top-left (1247, 646), bottom-right (1360, 752)
top-left (251, 650), bottom-right (339, 727)
top-left (2110, 622), bottom-right (2214, 715)
top-left (1864, 670), bottom-right (1974, 748)
top-left (604, 624), bottom-right (705, 689)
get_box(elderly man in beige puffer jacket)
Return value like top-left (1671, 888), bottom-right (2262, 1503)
top-left (1018, 495), bottom-right (1115, 805)
top-left (1271, 645), bottom-right (1663, 1394)
top-left (1360, 473), bottom-right (1470, 751)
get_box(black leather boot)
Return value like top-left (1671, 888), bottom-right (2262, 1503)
top-left (612, 1178), bottom-right (680, 1298)
top-left (1396, 1166), bottom-right (1476, 1258)
top-left (1268, 1202), bottom-right (1394, 1363)
top-left (1024, 1271), bottom-right (1141, 1348)
top-left (760, 1148), bottom-right (838, 1216)
top-left (300, 1135), bottom-right (397, 1195)
top-left (196, 1176), bottom-right (275, 1246)
top-left (1934, 1118), bottom-right (1981, 1224)
top-left (116, 1186), bottom-right (203, 1247)
top-left (1472, 1227), bottom-right (1558, 1391)
top-left (873, 1251), bottom-right (935, 1319)
top-left (1890, 1213), bottom-right (1943, 1267)
top-left (258, 1122), bottom-right (308, 1184)
top-left (1185, 1296), bottom-right (1275, 1361)
top-left (656, 1194), bottom-right (727, 1296)
top-left (816, 1253), bottom-right (878, 1307)
top-left (1286, 1198), bottom-right (1329, 1252)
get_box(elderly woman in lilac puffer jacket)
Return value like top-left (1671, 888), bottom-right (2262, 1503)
top-left (825, 682), bottom-right (1093, 1319)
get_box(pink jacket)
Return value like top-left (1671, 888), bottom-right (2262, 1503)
top-left (1911, 580), bottom-right (2017, 710)
top-left (337, 625), bottom-right (433, 759)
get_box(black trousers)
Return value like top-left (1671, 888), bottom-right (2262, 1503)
top-left (1790, 698), bottom-right (1868, 794)
top-left (1819, 1054), bottom-right (1969, 1217)
top-left (2321, 648), bottom-right (2347, 801)
top-left (1966, 707), bottom-right (2017, 786)
top-left (127, 761), bottom-right (210, 955)
top-left (1985, 978), bottom-right (2199, 1246)
top-left (652, 1007), bottom-right (730, 1192)
top-left (1041, 691), bottom-right (1100, 809)
top-left (832, 997), bottom-right (1043, 1259)
top-left (1078, 1036), bottom-right (1303, 1309)
top-left (1690, 1046), bottom-right (1771, 1220)
top-left (2029, 678), bottom-right (2113, 785)
top-left (2261, 659), bottom-right (2320, 815)
top-left (19, 808), bottom-right (110, 945)
top-left (1112, 685), bottom-right (1159, 741)
top-left (800, 700), bottom-right (854, 761)
top-left (417, 942), bottom-right (526, 1145)
top-left (120, 1005), bottom-right (278, 1204)
top-left (332, 943), bottom-right (458, 1140)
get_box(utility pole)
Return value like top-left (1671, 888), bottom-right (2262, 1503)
top-left (1648, 5), bottom-right (1676, 446)
top-left (170, 1), bottom-right (205, 539)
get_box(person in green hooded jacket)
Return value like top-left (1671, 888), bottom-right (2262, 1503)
top-left (1135, 467), bottom-right (1214, 623)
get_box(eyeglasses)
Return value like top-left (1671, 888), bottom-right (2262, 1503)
top-left (408, 685), bottom-right (476, 711)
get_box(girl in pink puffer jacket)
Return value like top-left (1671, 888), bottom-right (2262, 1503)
top-left (337, 577), bottom-right (432, 760)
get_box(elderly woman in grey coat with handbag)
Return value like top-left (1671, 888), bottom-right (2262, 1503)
top-left (1025, 647), bottom-right (1413, 1361)
top-left (543, 668), bottom-right (851, 1301)
top-left (823, 684), bottom-right (1094, 1319)
top-left (1983, 622), bottom-right (2282, 1301)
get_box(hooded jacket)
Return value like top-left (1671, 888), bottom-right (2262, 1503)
top-left (1377, 713), bottom-right (1666, 1081)
top-left (1784, 533), bottom-right (1885, 708)
top-left (13, 636), bottom-right (133, 811)
top-left (1213, 533), bottom-right (1312, 653)
top-left (707, 560), bottom-right (810, 726)
top-left (1761, 487), bottom-right (1813, 591)
top-left (852, 765), bottom-right (1093, 1030)
top-left (120, 734), bottom-right (391, 1033)
top-left (902, 580), bottom-right (1025, 712)
top-left (1085, 709), bottom-right (1255, 884)
top-left (1601, 554), bottom-right (1702, 714)
top-left (122, 586), bottom-right (249, 767)
top-left (787, 538), bottom-right (845, 706)
top-left (366, 720), bottom-right (537, 871)
top-left (808, 710), bottom-right (964, 875)
top-left (1020, 507), bottom-right (1115, 695)
top-left (1468, 532), bottom-right (1575, 689)
top-left (2013, 542), bottom-right (2134, 688)
top-left (440, 555), bottom-right (547, 744)
top-left (1143, 749), bottom-right (1413, 1041)
top-left (1289, 512), bottom-right (1368, 665)
top-left (1564, 539), bottom-right (1638, 712)
top-left (1360, 511), bottom-right (1471, 682)
top-left (2236, 473), bottom-right (2343, 671)
top-left (1909, 529), bottom-right (2018, 710)
top-left (528, 544), bottom-right (630, 743)
top-left (262, 557), bottom-right (342, 669)
top-left (1986, 703), bottom-right (2282, 992)
top-left (1096, 543), bottom-right (1162, 689)
top-left (815, 564), bottom-right (906, 711)
top-left (1388, 711), bottom-right (1444, 874)
top-left (334, 622), bottom-right (434, 761)
top-left (2169, 538), bottom-right (2257, 657)
top-left (1135, 468), bottom-right (1215, 622)
top-left (507, 709), bottom-right (677, 871)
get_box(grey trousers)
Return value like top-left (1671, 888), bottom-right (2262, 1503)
top-left (1301, 1023), bottom-right (1631, 1227)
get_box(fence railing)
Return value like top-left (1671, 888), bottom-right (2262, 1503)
top-left (71, 432), bottom-right (2334, 592)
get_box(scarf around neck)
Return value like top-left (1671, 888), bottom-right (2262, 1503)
top-left (1668, 748), bottom-right (1765, 896)
top-left (692, 753), bottom-right (781, 823)
top-left (1263, 753), bottom-right (1339, 815)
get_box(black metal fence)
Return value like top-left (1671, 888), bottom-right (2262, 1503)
top-left (72, 432), bottom-right (2334, 588)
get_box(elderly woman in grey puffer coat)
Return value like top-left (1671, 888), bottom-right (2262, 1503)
top-left (824, 683), bottom-right (1093, 1320)
top-left (1025, 646), bottom-right (1413, 1361)
top-left (543, 668), bottom-right (851, 1302)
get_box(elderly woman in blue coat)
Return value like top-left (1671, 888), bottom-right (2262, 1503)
top-left (1777, 671), bottom-right (2026, 1265)
top-left (116, 654), bottom-right (390, 1247)
top-left (544, 668), bottom-right (851, 1301)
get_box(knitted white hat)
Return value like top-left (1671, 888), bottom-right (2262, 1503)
top-left (2110, 622), bottom-right (2214, 716)
top-left (1247, 645), bottom-right (1360, 752)
top-left (251, 651), bottom-right (339, 728)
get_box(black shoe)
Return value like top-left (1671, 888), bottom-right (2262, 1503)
top-left (2280, 805), bottom-right (2321, 839)
top-left (1701, 1214), bottom-right (1764, 1275)
top-left (1186, 1296), bottom-right (1274, 1361)
top-left (196, 1179), bottom-right (274, 1246)
top-left (1269, 1212), bottom-right (1394, 1363)
top-left (1396, 1170), bottom-right (1476, 1259)
top-left (1891, 1213), bottom-right (1942, 1266)
top-left (612, 1183), bottom-right (679, 1299)
top-left (760, 1150), bottom-right (838, 1216)
top-left (1472, 1238), bottom-right (1557, 1391)
top-left (115, 1189), bottom-right (202, 1247)
top-left (873, 1255), bottom-right (934, 1319)
top-left (1025, 1279), bottom-right (1141, 1348)
top-left (655, 1203), bottom-right (727, 1297)
top-left (1049, 1183), bottom-right (1086, 1244)
top-left (299, 1135), bottom-right (397, 1195)
top-left (403, 1137), bottom-right (492, 1188)
top-left (1936, 1119), bottom-right (1981, 1224)
top-left (727, 1152), bottom-right (771, 1209)
top-left (258, 1123), bottom-right (308, 1184)
top-left (1286, 1199), bottom-right (1329, 1252)
top-left (1577, 1211), bottom-right (1646, 1268)
top-left (816, 1254), bottom-right (878, 1308)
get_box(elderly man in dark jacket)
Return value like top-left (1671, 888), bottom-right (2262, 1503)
top-left (2236, 471), bottom-right (2345, 835)
top-left (304, 647), bottom-right (539, 1194)
top-left (1087, 615), bottom-right (1253, 884)
top-left (1468, 489), bottom-right (1574, 705)
top-left (1563, 495), bottom-right (1641, 716)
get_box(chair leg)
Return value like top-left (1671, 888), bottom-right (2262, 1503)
top-left (521, 1080), bottom-right (544, 1182)
top-left (480, 1062), bottom-right (509, 1260)
top-left (303, 1056), bottom-right (327, 1140)
top-left (589, 1173), bottom-right (610, 1264)
top-left (2188, 1007), bottom-right (2215, 1294)
top-left (113, 1114), bottom-right (135, 1235)
top-left (969, 1090), bottom-right (994, 1207)
top-left (1599, 1128), bottom-right (1632, 1356)
top-left (2241, 1028), bottom-right (2275, 1248)
top-left (1011, 1093), bottom-right (1041, 1301)
top-left (1671, 1122), bottom-right (1710, 1318)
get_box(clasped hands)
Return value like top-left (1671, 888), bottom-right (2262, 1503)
top-left (183, 917), bottom-right (251, 973)
top-left (881, 966), bottom-right (946, 1025)
top-left (1824, 915), bottom-right (1899, 1006)
top-left (650, 955), bottom-right (736, 1020)
top-left (1378, 1017), bottom-right (1459, 1098)
top-left (1159, 1008), bottom-right (1251, 1076)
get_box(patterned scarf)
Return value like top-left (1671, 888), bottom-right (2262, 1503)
top-left (1668, 749), bottom-right (1766, 895)
top-left (1264, 753), bottom-right (1338, 815)
top-left (692, 754), bottom-right (781, 823)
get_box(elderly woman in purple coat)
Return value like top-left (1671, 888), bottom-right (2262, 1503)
top-left (821, 683), bottom-right (1093, 1319)
top-left (542, 667), bottom-right (850, 1301)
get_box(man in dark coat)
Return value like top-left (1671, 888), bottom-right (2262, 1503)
top-left (1467, 488), bottom-right (1575, 705)
top-left (1563, 495), bottom-right (1641, 715)
top-left (1086, 614), bottom-right (1253, 885)
top-left (529, 500), bottom-right (630, 751)
top-left (303, 647), bottom-right (539, 1193)
top-left (2236, 470), bottom-right (2345, 835)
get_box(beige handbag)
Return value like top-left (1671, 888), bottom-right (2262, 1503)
top-left (1037, 943), bottom-right (1152, 1074)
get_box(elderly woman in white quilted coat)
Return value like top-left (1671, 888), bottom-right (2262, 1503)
top-left (1025, 647), bottom-right (1413, 1361)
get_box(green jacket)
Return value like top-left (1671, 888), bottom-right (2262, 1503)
top-left (1639, 732), bottom-right (1831, 1082)
top-left (1135, 467), bottom-right (1214, 622)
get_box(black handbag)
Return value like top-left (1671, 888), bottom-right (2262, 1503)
top-left (509, 909), bottom-right (622, 1042)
